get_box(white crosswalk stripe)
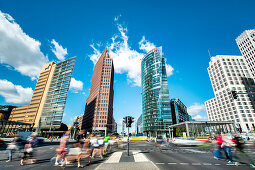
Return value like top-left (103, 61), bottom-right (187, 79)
top-left (105, 152), bottom-right (123, 163)
top-left (133, 152), bottom-right (149, 162)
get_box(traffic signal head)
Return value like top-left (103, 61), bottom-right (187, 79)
top-left (126, 116), bottom-right (134, 127)
top-left (123, 117), bottom-right (127, 124)
top-left (231, 90), bottom-right (238, 99)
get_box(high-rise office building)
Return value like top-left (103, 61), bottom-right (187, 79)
top-left (170, 98), bottom-right (191, 124)
top-left (141, 47), bottom-right (172, 137)
top-left (205, 55), bottom-right (255, 132)
top-left (82, 48), bottom-right (114, 135)
top-left (236, 30), bottom-right (255, 77)
top-left (9, 57), bottom-right (76, 130)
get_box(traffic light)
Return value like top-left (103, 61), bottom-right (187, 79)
top-left (231, 90), bottom-right (238, 99)
top-left (123, 116), bottom-right (127, 124)
top-left (126, 116), bottom-right (134, 127)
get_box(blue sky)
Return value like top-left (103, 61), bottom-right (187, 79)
top-left (0, 0), bottom-right (254, 133)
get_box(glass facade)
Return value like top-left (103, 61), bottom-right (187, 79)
top-left (170, 98), bottom-right (191, 124)
top-left (40, 57), bottom-right (76, 129)
top-left (141, 47), bottom-right (172, 137)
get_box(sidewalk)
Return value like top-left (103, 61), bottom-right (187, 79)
top-left (95, 150), bottom-right (159, 170)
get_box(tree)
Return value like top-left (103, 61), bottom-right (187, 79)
top-left (175, 127), bottom-right (186, 137)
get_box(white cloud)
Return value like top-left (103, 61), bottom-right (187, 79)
top-left (139, 36), bottom-right (156, 53)
top-left (187, 103), bottom-right (206, 116)
top-left (114, 14), bottom-right (122, 21)
top-left (0, 11), bottom-right (48, 80)
top-left (89, 22), bottom-right (174, 86)
top-left (187, 103), bottom-right (208, 121)
top-left (51, 39), bottom-right (68, 61)
top-left (70, 78), bottom-right (83, 92)
top-left (193, 115), bottom-right (208, 121)
top-left (89, 44), bottom-right (101, 64)
top-left (0, 79), bottom-right (33, 105)
top-left (166, 64), bottom-right (174, 77)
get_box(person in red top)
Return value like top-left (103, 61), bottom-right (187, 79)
top-left (214, 133), bottom-right (225, 159)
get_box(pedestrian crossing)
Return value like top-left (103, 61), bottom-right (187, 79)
top-left (105, 152), bottom-right (123, 163)
top-left (104, 151), bottom-right (150, 163)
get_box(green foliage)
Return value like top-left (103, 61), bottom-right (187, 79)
top-left (175, 127), bottom-right (186, 137)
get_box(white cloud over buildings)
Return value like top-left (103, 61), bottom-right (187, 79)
top-left (0, 79), bottom-right (33, 105)
top-left (187, 103), bottom-right (208, 121)
top-left (70, 78), bottom-right (84, 92)
top-left (89, 21), bottom-right (174, 87)
top-left (51, 39), bottom-right (68, 61)
top-left (0, 11), bottom-right (48, 80)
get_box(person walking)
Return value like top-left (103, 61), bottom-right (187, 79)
top-left (91, 135), bottom-right (103, 159)
top-left (213, 133), bottom-right (224, 160)
top-left (222, 133), bottom-right (234, 164)
top-left (6, 134), bottom-right (22, 162)
top-left (55, 131), bottom-right (70, 166)
top-left (233, 134), bottom-right (255, 168)
top-left (20, 133), bottom-right (38, 166)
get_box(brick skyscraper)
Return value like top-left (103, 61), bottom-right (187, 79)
top-left (82, 48), bottom-right (114, 135)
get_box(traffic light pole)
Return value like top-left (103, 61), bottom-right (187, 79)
top-left (127, 127), bottom-right (130, 156)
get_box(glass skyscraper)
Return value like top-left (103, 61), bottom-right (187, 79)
top-left (9, 57), bottom-right (76, 130)
top-left (141, 47), bottom-right (172, 137)
top-left (40, 57), bottom-right (76, 129)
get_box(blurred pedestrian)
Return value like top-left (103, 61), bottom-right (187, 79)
top-left (91, 135), bottom-right (103, 159)
top-left (20, 132), bottom-right (38, 166)
top-left (222, 132), bottom-right (234, 164)
top-left (76, 130), bottom-right (86, 143)
top-left (213, 133), bottom-right (224, 160)
top-left (81, 134), bottom-right (92, 163)
top-left (233, 134), bottom-right (255, 167)
top-left (6, 134), bottom-right (23, 162)
top-left (103, 135), bottom-right (110, 155)
top-left (55, 131), bottom-right (70, 166)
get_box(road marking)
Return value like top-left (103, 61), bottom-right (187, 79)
top-left (192, 163), bottom-right (201, 165)
top-left (184, 149), bottom-right (207, 153)
top-left (180, 163), bottom-right (189, 165)
top-left (133, 152), bottom-right (149, 162)
top-left (168, 163), bottom-right (177, 164)
top-left (105, 152), bottom-right (122, 163)
top-left (203, 163), bottom-right (212, 165)
top-left (155, 163), bottom-right (165, 164)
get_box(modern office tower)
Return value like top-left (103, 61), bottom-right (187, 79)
top-left (141, 47), bottom-right (172, 138)
top-left (170, 98), bottom-right (191, 124)
top-left (136, 114), bottom-right (143, 134)
top-left (205, 55), bottom-right (255, 132)
top-left (9, 57), bottom-right (76, 130)
top-left (82, 48), bottom-right (114, 135)
top-left (236, 30), bottom-right (255, 77)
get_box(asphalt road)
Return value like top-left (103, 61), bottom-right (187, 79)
top-left (130, 141), bottom-right (255, 170)
top-left (0, 141), bottom-right (114, 170)
top-left (1, 140), bottom-right (255, 170)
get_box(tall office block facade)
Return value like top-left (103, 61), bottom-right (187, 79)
top-left (236, 30), bottom-right (255, 77)
top-left (170, 98), bottom-right (191, 124)
top-left (205, 55), bottom-right (255, 132)
top-left (141, 47), bottom-right (172, 137)
top-left (9, 57), bottom-right (76, 130)
top-left (82, 48), bottom-right (114, 135)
